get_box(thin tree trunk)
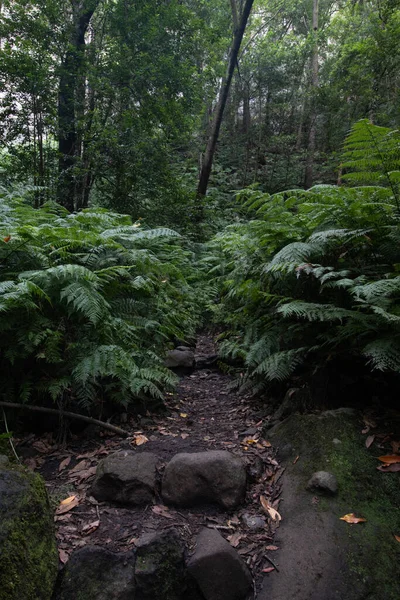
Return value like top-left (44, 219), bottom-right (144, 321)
top-left (304, 0), bottom-right (319, 189)
top-left (58, 0), bottom-right (98, 211)
top-left (197, 0), bottom-right (255, 199)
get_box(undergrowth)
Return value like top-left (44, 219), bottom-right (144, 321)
top-left (206, 120), bottom-right (400, 398)
top-left (0, 188), bottom-right (203, 416)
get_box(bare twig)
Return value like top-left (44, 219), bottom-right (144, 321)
top-left (0, 402), bottom-right (128, 438)
top-left (1, 408), bottom-right (21, 463)
top-left (265, 554), bottom-right (279, 572)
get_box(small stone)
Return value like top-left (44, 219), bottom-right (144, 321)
top-left (162, 451), bottom-right (246, 509)
top-left (247, 456), bottom-right (264, 482)
top-left (241, 513), bottom-right (266, 530)
top-left (165, 349), bottom-right (195, 369)
top-left (187, 528), bottom-right (252, 600)
top-left (0, 455), bottom-right (10, 468)
top-left (91, 451), bottom-right (157, 505)
top-left (307, 471), bottom-right (338, 495)
top-left (332, 438), bottom-right (342, 445)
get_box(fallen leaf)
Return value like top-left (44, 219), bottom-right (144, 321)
top-left (59, 456), bottom-right (71, 472)
top-left (227, 532), bottom-right (242, 548)
top-left (361, 426), bottom-right (370, 435)
top-left (365, 435), bottom-right (375, 449)
top-left (73, 466), bottom-right (97, 483)
top-left (377, 463), bottom-right (400, 472)
top-left (69, 460), bottom-right (89, 473)
top-left (55, 495), bottom-right (79, 515)
top-left (391, 440), bottom-right (400, 454)
top-left (152, 505), bottom-right (174, 519)
top-left (181, 433), bottom-right (189, 440)
top-left (58, 549), bottom-right (69, 564)
top-left (3, 235), bottom-right (11, 243)
top-left (132, 434), bottom-right (149, 446)
top-left (82, 520), bottom-right (100, 535)
top-left (260, 495), bottom-right (282, 522)
top-left (265, 545), bottom-right (279, 551)
top-left (377, 455), bottom-right (400, 464)
top-left (339, 513), bottom-right (366, 524)
top-left (241, 438), bottom-right (258, 445)
top-left (394, 535), bottom-right (400, 543)
top-left (180, 413), bottom-right (188, 418)
top-left (262, 567), bottom-right (275, 573)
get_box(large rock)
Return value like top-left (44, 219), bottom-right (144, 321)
top-left (161, 451), bottom-right (246, 509)
top-left (135, 529), bottom-right (200, 600)
top-left (91, 451), bottom-right (157, 505)
top-left (0, 463), bottom-right (58, 600)
top-left (53, 545), bottom-right (136, 600)
top-left (165, 348), bottom-right (195, 369)
top-left (187, 528), bottom-right (252, 600)
top-left (258, 409), bottom-right (400, 600)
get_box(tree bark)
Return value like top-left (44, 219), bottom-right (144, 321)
top-left (304, 0), bottom-right (319, 189)
top-left (58, 0), bottom-right (99, 211)
top-left (197, 0), bottom-right (255, 199)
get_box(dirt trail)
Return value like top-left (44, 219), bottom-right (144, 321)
top-left (21, 333), bottom-right (282, 592)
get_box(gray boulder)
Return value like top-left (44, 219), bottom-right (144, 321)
top-left (307, 471), bottom-right (338, 495)
top-left (135, 529), bottom-right (199, 600)
top-left (187, 528), bottom-right (252, 600)
top-left (165, 348), bottom-right (195, 369)
top-left (91, 451), bottom-right (157, 505)
top-left (53, 545), bottom-right (136, 600)
top-left (162, 451), bottom-right (246, 509)
top-left (0, 463), bottom-right (58, 600)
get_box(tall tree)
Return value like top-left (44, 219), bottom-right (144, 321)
top-left (57, 0), bottom-right (100, 211)
top-left (304, 0), bottom-right (319, 188)
top-left (197, 0), bottom-right (255, 198)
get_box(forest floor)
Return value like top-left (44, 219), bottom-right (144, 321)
top-left (16, 333), bottom-right (284, 593)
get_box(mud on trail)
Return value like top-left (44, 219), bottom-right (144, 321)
top-left (17, 333), bottom-right (283, 590)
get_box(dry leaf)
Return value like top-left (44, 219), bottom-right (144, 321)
top-left (56, 495), bottom-right (79, 515)
top-left (260, 495), bottom-right (282, 522)
top-left (365, 435), bottom-right (375, 449)
top-left (241, 438), bottom-right (258, 445)
top-left (58, 549), bottom-right (69, 564)
top-left (377, 463), bottom-right (400, 472)
top-left (181, 433), bottom-right (189, 440)
top-left (339, 513), bottom-right (366, 524)
top-left (180, 413), bottom-right (188, 418)
top-left (377, 455), bottom-right (400, 464)
top-left (152, 505), bottom-right (174, 519)
top-left (59, 456), bottom-right (71, 472)
top-left (391, 440), bottom-right (400, 454)
top-left (261, 440), bottom-right (272, 448)
top-left (262, 567), bottom-right (275, 573)
top-left (265, 545), bottom-right (279, 551)
top-left (82, 520), bottom-right (100, 535)
top-left (227, 532), bottom-right (242, 548)
top-left (69, 460), bottom-right (89, 473)
top-left (394, 535), bottom-right (400, 543)
top-left (132, 434), bottom-right (149, 446)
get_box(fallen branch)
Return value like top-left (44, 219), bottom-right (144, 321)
top-left (0, 401), bottom-right (128, 438)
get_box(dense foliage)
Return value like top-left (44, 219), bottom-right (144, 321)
top-left (207, 121), bottom-right (400, 396)
top-left (0, 189), bottom-right (201, 415)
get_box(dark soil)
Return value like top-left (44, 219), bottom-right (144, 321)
top-left (15, 334), bottom-right (283, 587)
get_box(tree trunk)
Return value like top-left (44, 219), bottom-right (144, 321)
top-left (304, 0), bottom-right (319, 189)
top-left (57, 0), bottom-right (98, 211)
top-left (197, 0), bottom-right (255, 199)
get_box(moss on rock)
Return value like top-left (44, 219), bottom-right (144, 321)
top-left (268, 409), bottom-right (400, 599)
top-left (0, 463), bottom-right (58, 600)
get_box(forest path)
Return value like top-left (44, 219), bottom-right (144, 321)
top-left (26, 333), bottom-right (282, 594)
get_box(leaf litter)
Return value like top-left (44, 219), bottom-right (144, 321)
top-left (17, 334), bottom-right (282, 588)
